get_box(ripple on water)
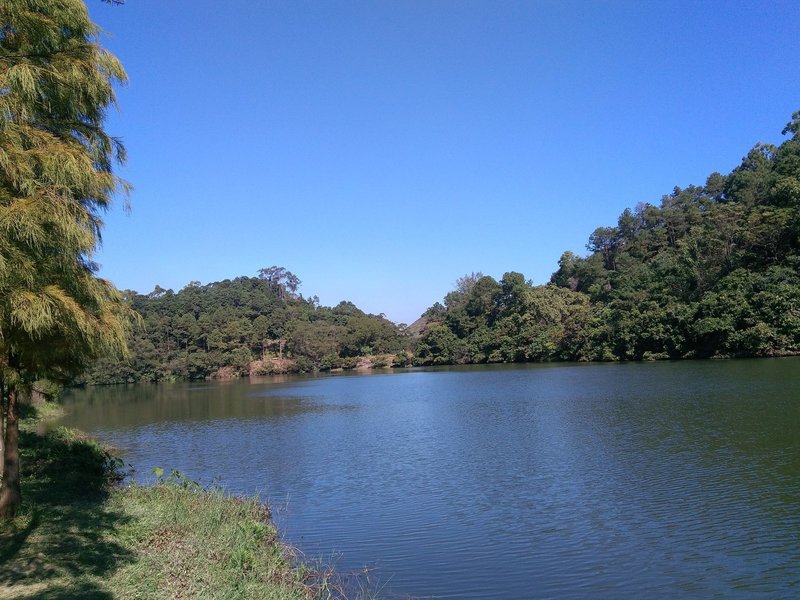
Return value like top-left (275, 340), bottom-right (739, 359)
top-left (61, 360), bottom-right (800, 598)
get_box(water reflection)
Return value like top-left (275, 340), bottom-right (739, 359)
top-left (59, 378), bottom-right (347, 430)
top-left (60, 359), bottom-right (800, 598)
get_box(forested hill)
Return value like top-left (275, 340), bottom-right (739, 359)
top-left (414, 112), bottom-right (800, 364)
top-left (81, 267), bottom-right (408, 384)
top-left (86, 113), bottom-right (800, 383)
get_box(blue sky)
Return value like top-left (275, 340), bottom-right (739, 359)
top-left (88, 0), bottom-right (800, 325)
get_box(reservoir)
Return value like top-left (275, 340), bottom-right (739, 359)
top-left (60, 359), bottom-right (800, 598)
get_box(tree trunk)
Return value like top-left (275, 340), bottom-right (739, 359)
top-left (0, 387), bottom-right (21, 519)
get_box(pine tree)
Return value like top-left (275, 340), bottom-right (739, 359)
top-left (0, 0), bottom-right (133, 518)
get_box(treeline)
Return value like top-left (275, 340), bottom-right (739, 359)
top-left (81, 267), bottom-right (407, 384)
top-left (414, 113), bottom-right (800, 364)
top-left (86, 113), bottom-right (800, 383)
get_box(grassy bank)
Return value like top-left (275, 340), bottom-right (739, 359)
top-left (0, 403), bottom-right (351, 599)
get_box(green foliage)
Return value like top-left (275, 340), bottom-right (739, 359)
top-left (393, 351), bottom-right (413, 367)
top-left (82, 273), bottom-right (408, 383)
top-left (20, 424), bottom-right (123, 501)
top-left (0, 0), bottom-right (134, 379)
top-left (416, 112), bottom-right (800, 364)
top-left (1, 0), bottom-right (136, 518)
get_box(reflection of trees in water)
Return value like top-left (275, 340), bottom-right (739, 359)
top-left (567, 358), bottom-right (800, 569)
top-left (54, 361), bottom-right (800, 595)
top-left (59, 380), bottom-right (342, 430)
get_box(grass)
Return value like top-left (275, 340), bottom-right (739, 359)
top-left (0, 402), bottom-right (374, 599)
top-left (105, 482), bottom-right (310, 599)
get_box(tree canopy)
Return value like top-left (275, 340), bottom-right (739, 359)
top-left (0, 0), bottom-right (133, 517)
top-left (80, 271), bottom-right (407, 384)
top-left (81, 112), bottom-right (800, 385)
top-left (414, 112), bottom-right (800, 365)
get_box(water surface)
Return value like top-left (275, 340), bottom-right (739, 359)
top-left (61, 360), bottom-right (800, 598)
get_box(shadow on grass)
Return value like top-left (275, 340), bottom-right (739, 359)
top-left (0, 406), bottom-right (134, 598)
top-left (17, 580), bottom-right (116, 600)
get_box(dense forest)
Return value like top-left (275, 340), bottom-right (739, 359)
top-left (81, 267), bottom-right (408, 384)
top-left (414, 113), bottom-right (800, 364)
top-left (84, 113), bottom-right (800, 383)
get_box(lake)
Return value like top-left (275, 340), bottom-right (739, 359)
top-left (60, 359), bottom-right (800, 598)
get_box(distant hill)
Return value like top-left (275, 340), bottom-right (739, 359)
top-left (82, 270), bottom-right (408, 384)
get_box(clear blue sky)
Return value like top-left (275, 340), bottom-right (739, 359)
top-left (88, 0), bottom-right (800, 325)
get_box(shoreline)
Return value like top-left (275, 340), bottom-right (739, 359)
top-left (0, 402), bottom-right (360, 599)
top-left (79, 350), bottom-right (800, 388)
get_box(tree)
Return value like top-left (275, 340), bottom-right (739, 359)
top-left (454, 272), bottom-right (484, 294)
top-left (587, 226), bottom-right (621, 270)
top-left (781, 110), bottom-right (800, 140)
top-left (258, 266), bottom-right (301, 298)
top-left (0, 0), bottom-right (133, 518)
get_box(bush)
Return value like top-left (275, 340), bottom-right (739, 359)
top-left (393, 352), bottom-right (413, 367)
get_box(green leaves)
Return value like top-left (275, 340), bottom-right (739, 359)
top-left (417, 111), bottom-right (800, 365)
top-left (0, 0), bottom-right (133, 377)
top-left (79, 272), bottom-right (409, 383)
top-left (1, 1), bottom-right (134, 515)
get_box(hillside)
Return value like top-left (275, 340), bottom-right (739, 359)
top-left (82, 268), bottom-right (408, 384)
top-left (85, 113), bottom-right (800, 382)
top-left (414, 112), bottom-right (800, 364)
